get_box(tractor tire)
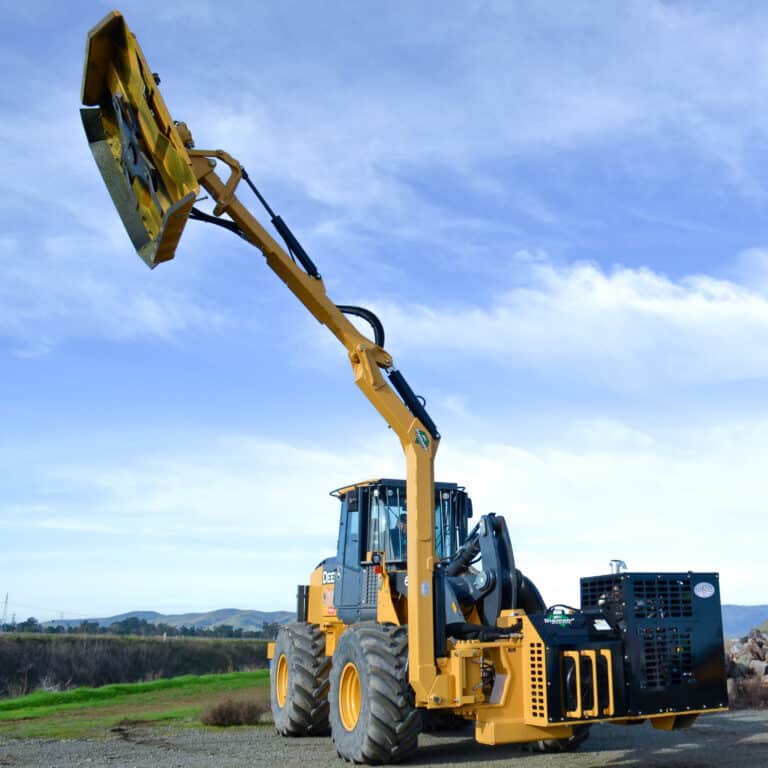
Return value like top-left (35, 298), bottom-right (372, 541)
top-left (329, 622), bottom-right (421, 764)
top-left (270, 622), bottom-right (331, 736)
top-left (522, 724), bottom-right (591, 753)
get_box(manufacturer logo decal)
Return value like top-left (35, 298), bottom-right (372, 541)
top-left (694, 582), bottom-right (716, 599)
top-left (322, 569), bottom-right (338, 585)
top-left (415, 429), bottom-right (430, 451)
top-left (545, 614), bottom-right (575, 626)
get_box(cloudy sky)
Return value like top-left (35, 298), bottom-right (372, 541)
top-left (2, 1), bottom-right (768, 622)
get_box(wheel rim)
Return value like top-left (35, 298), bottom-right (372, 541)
top-left (275, 653), bottom-right (288, 708)
top-left (338, 661), bottom-right (361, 731)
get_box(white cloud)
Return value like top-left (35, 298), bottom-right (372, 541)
top-left (4, 1), bottom-right (768, 620)
top-left (1, 432), bottom-right (403, 615)
top-left (5, 418), bottom-right (766, 614)
top-left (437, 419), bottom-right (768, 605)
top-left (0, 236), bottom-right (227, 353)
top-left (374, 257), bottom-right (768, 389)
top-left (167, 1), bottom-right (768, 220)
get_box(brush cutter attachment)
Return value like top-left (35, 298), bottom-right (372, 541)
top-left (80, 11), bottom-right (198, 268)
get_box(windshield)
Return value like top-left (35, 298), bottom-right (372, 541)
top-left (367, 485), bottom-right (463, 562)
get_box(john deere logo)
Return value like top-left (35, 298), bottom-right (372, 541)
top-left (415, 429), bottom-right (430, 451)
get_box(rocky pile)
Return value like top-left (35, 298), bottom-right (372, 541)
top-left (727, 629), bottom-right (768, 677)
top-left (725, 628), bottom-right (768, 704)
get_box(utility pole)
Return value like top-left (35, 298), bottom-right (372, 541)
top-left (1, 593), bottom-right (7, 630)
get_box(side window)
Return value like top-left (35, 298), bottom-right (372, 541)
top-left (368, 492), bottom-right (387, 554)
top-left (434, 490), bottom-right (460, 560)
top-left (344, 507), bottom-right (360, 568)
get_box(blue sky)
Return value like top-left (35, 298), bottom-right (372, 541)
top-left (2, 1), bottom-right (768, 621)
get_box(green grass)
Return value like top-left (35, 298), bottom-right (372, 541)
top-left (0, 670), bottom-right (270, 739)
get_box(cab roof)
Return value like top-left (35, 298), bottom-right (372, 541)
top-left (330, 478), bottom-right (461, 498)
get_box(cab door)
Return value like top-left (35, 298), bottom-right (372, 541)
top-left (334, 489), bottom-right (364, 622)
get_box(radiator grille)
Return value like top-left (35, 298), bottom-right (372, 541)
top-left (581, 575), bottom-right (693, 619)
top-left (640, 627), bottom-right (693, 689)
top-left (581, 576), bottom-right (622, 611)
top-left (633, 577), bottom-right (692, 619)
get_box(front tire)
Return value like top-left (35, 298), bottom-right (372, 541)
top-left (330, 623), bottom-right (421, 764)
top-left (270, 622), bottom-right (330, 736)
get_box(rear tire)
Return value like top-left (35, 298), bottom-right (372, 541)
top-left (270, 622), bottom-right (330, 736)
top-left (330, 622), bottom-right (421, 764)
top-left (522, 724), bottom-right (591, 752)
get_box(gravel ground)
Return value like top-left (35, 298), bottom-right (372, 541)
top-left (1, 711), bottom-right (766, 768)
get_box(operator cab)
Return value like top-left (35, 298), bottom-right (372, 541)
top-left (330, 479), bottom-right (472, 623)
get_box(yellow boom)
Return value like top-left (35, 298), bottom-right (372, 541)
top-left (80, 9), bottom-right (441, 704)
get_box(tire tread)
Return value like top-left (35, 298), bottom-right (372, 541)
top-left (271, 622), bottom-right (330, 736)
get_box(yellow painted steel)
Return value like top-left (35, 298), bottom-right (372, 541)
top-left (582, 649), bottom-right (600, 718)
top-left (600, 648), bottom-right (615, 716)
top-left (339, 662), bottom-right (362, 731)
top-left (477, 721), bottom-right (575, 745)
top-left (650, 713), bottom-right (700, 730)
top-left (305, 564), bottom-right (345, 656)
top-left (81, 12), bottom-right (198, 267)
top-left (563, 650), bottom-right (582, 719)
top-left (306, 564), bottom-right (334, 624)
top-left (376, 560), bottom-right (407, 626)
top-left (558, 648), bottom-right (617, 721)
top-left (275, 654), bottom-right (288, 708)
top-left (186, 150), bottom-right (440, 703)
top-left (522, 630), bottom-right (548, 723)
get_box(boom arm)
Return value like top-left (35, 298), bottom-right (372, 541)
top-left (188, 147), bottom-right (441, 701)
top-left (80, 11), bottom-right (440, 704)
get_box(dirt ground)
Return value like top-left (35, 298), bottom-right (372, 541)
top-left (0, 710), bottom-right (766, 768)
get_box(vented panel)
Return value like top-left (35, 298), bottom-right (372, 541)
top-left (528, 642), bottom-right (546, 720)
top-left (633, 577), bottom-right (692, 619)
top-left (581, 575), bottom-right (693, 619)
top-left (640, 627), bottom-right (693, 689)
top-left (581, 576), bottom-right (621, 610)
top-left (362, 568), bottom-right (378, 606)
top-left (578, 571), bottom-right (726, 717)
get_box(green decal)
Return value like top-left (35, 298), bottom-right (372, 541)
top-left (545, 610), bottom-right (575, 626)
top-left (415, 429), bottom-right (430, 451)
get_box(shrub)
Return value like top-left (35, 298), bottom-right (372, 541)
top-left (0, 636), bottom-right (268, 697)
top-left (200, 698), bottom-right (268, 726)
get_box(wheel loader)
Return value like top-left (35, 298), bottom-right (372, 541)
top-left (80, 12), bottom-right (728, 763)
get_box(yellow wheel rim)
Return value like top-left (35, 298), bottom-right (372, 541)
top-left (275, 654), bottom-right (288, 708)
top-left (339, 661), bottom-right (361, 731)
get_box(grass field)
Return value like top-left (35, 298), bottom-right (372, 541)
top-left (0, 671), bottom-right (270, 739)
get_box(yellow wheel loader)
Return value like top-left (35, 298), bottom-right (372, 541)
top-left (81, 12), bottom-right (728, 764)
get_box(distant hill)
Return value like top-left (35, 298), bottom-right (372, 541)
top-left (722, 605), bottom-right (768, 638)
top-left (41, 604), bottom-right (767, 637)
top-left (43, 608), bottom-right (294, 631)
